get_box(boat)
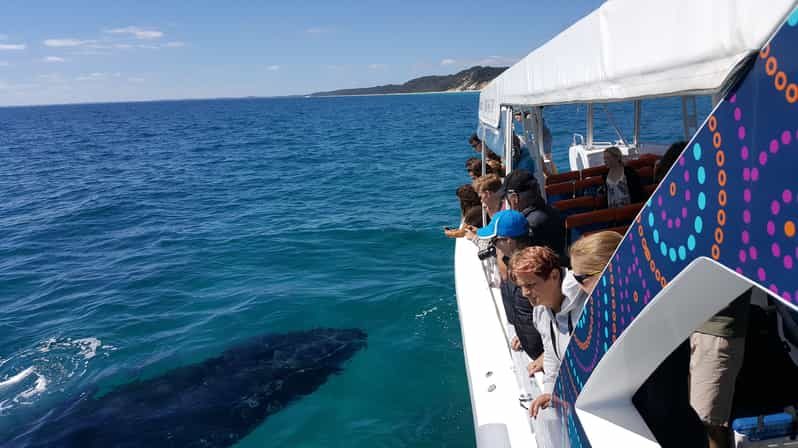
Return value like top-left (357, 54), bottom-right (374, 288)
top-left (455, 1), bottom-right (798, 446)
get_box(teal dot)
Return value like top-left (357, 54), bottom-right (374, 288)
top-left (697, 166), bottom-right (706, 184)
top-left (688, 235), bottom-right (697, 251)
top-left (648, 212), bottom-right (654, 227)
top-left (669, 248), bottom-right (677, 262)
top-left (653, 229), bottom-right (660, 243)
top-left (603, 293), bottom-right (608, 304)
top-left (678, 245), bottom-right (687, 260)
top-left (698, 192), bottom-right (706, 210)
top-left (604, 311), bottom-right (608, 322)
top-left (693, 143), bottom-right (702, 160)
top-left (694, 216), bottom-right (703, 234)
top-left (604, 342), bottom-right (609, 353)
top-left (660, 241), bottom-right (667, 256)
top-left (602, 277), bottom-right (607, 287)
top-left (789, 7), bottom-right (798, 26)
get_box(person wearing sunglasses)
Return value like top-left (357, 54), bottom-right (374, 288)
top-left (468, 133), bottom-right (502, 162)
top-left (569, 230), bottom-right (622, 295)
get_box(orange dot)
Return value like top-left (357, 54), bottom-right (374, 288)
top-left (718, 190), bottom-right (727, 207)
top-left (660, 277), bottom-right (667, 288)
top-left (713, 132), bottom-right (722, 149)
top-left (716, 150), bottom-right (725, 167)
top-left (711, 244), bottom-right (720, 260)
top-left (775, 71), bottom-right (788, 91)
top-left (669, 182), bottom-right (677, 196)
top-left (787, 84), bottom-right (798, 104)
top-left (715, 228), bottom-right (724, 244)
top-left (766, 56), bottom-right (778, 76)
top-left (612, 311), bottom-right (616, 322)
top-left (786, 221), bottom-right (796, 238)
top-left (633, 291), bottom-right (639, 302)
top-left (760, 45), bottom-right (770, 59)
top-left (718, 169), bottom-right (727, 186)
top-left (718, 209), bottom-right (726, 226)
top-left (708, 116), bottom-right (717, 132)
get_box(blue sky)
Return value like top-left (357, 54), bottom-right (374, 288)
top-left (0, 1), bottom-right (604, 106)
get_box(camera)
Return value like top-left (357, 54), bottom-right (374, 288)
top-left (477, 239), bottom-right (497, 260)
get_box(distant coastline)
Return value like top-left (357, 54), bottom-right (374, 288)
top-left (308, 66), bottom-right (506, 97)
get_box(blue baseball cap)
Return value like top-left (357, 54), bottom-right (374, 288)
top-left (476, 210), bottom-right (529, 239)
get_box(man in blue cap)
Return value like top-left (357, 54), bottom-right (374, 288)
top-left (478, 210), bottom-right (544, 367)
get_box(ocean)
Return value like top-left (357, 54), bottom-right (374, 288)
top-left (0, 92), bottom-right (707, 447)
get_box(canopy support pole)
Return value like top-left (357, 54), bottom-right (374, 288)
top-left (587, 103), bottom-right (594, 148)
top-left (633, 100), bottom-right (641, 150)
top-left (503, 107), bottom-right (514, 175)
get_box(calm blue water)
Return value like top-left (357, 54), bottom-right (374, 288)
top-left (0, 93), bottom-right (706, 447)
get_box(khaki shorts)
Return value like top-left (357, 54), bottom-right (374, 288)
top-left (689, 332), bottom-right (746, 426)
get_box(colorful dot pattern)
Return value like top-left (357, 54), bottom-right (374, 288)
top-left (549, 10), bottom-right (798, 447)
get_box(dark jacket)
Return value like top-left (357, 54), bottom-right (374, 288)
top-left (500, 275), bottom-right (544, 360)
top-left (521, 204), bottom-right (567, 260)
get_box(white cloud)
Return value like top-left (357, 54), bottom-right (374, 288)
top-left (306, 27), bottom-right (332, 34)
top-left (127, 76), bottom-right (145, 83)
top-left (368, 64), bottom-right (386, 70)
top-left (76, 72), bottom-right (119, 81)
top-left (163, 41), bottom-right (184, 48)
top-left (0, 43), bottom-right (26, 51)
top-left (440, 58), bottom-right (456, 66)
top-left (44, 38), bottom-right (95, 48)
top-left (106, 26), bottom-right (163, 40)
top-left (38, 73), bottom-right (66, 82)
top-left (266, 65), bottom-right (280, 71)
top-left (43, 56), bottom-right (65, 63)
top-left (474, 55), bottom-right (518, 66)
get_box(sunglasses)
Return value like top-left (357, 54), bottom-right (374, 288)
top-left (573, 271), bottom-right (601, 285)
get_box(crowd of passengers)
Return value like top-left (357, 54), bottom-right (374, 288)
top-left (447, 131), bottom-right (775, 448)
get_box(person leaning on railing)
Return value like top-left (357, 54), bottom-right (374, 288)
top-left (469, 133), bottom-right (502, 162)
top-left (476, 210), bottom-right (545, 365)
top-left (509, 231), bottom-right (622, 418)
top-left (498, 170), bottom-right (567, 262)
top-left (473, 174), bottom-right (503, 218)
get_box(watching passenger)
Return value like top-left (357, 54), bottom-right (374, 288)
top-left (508, 246), bottom-right (583, 419)
top-left (512, 232), bottom-right (621, 418)
top-left (469, 133), bottom-right (502, 162)
top-left (602, 146), bottom-right (644, 207)
top-left (653, 141), bottom-right (687, 184)
top-left (486, 159), bottom-right (505, 178)
top-left (498, 170), bottom-right (566, 261)
top-left (444, 206), bottom-right (483, 238)
top-left (477, 210), bottom-right (545, 365)
top-left (472, 174), bottom-right (503, 218)
top-left (456, 184), bottom-right (481, 218)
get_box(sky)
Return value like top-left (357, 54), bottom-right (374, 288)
top-left (0, 1), bottom-right (605, 106)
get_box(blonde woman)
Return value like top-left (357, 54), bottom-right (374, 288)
top-left (602, 146), bottom-right (644, 208)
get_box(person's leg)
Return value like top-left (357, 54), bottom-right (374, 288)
top-left (689, 333), bottom-right (746, 448)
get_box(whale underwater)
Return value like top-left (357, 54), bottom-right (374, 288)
top-left (4, 328), bottom-right (367, 447)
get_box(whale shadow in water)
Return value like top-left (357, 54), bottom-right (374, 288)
top-left (6, 328), bottom-right (367, 448)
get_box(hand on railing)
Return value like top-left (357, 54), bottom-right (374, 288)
top-left (527, 355), bottom-right (544, 377)
top-left (511, 336), bottom-right (522, 351)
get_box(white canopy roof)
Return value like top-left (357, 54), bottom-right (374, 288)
top-left (479, 0), bottom-right (798, 128)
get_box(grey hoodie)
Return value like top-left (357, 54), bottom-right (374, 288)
top-left (533, 269), bottom-right (588, 394)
